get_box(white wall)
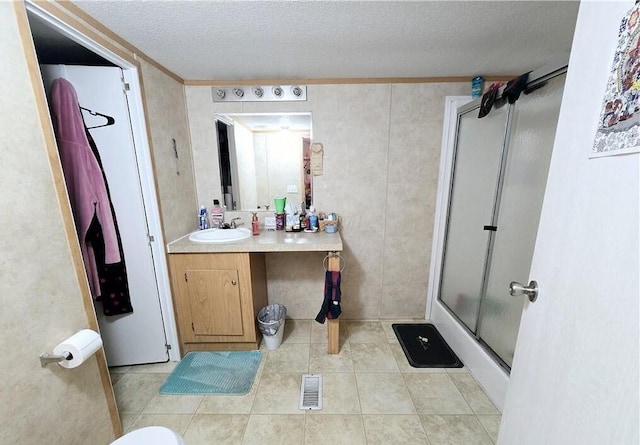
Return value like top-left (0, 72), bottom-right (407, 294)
top-left (499, 1), bottom-right (639, 443)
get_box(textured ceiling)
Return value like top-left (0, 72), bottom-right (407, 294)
top-left (71, 1), bottom-right (580, 81)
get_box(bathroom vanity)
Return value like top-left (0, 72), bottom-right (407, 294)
top-left (167, 230), bottom-right (343, 355)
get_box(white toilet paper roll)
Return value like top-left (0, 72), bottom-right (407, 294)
top-left (53, 329), bottom-right (103, 369)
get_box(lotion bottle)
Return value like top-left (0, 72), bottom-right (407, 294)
top-left (252, 212), bottom-right (260, 235)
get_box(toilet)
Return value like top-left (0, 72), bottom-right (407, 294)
top-left (111, 426), bottom-right (185, 445)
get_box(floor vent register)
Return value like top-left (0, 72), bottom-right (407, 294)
top-left (299, 374), bottom-right (322, 410)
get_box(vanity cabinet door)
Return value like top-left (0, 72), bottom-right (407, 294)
top-left (169, 252), bottom-right (267, 354)
top-left (185, 269), bottom-right (243, 338)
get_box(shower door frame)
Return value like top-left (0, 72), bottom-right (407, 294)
top-left (438, 99), bottom-right (516, 370)
top-left (426, 57), bottom-right (569, 411)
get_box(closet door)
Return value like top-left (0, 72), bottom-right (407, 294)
top-left (439, 104), bottom-right (510, 332)
top-left (477, 73), bottom-right (566, 367)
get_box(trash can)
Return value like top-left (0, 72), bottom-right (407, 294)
top-left (257, 304), bottom-right (287, 350)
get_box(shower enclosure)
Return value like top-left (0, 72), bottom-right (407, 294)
top-left (438, 69), bottom-right (567, 370)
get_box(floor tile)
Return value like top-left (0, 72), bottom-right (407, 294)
top-left (356, 373), bottom-right (415, 414)
top-left (420, 414), bottom-right (493, 445)
top-left (363, 414), bottom-right (429, 445)
top-left (282, 319), bottom-right (311, 344)
top-left (111, 320), bottom-right (501, 445)
top-left (129, 413), bottom-right (193, 436)
top-left (113, 373), bottom-right (168, 414)
top-left (127, 361), bottom-right (177, 373)
top-left (142, 394), bottom-right (203, 414)
top-left (346, 320), bottom-right (387, 343)
top-left (183, 414), bottom-right (249, 445)
top-left (119, 413), bottom-right (138, 433)
top-left (310, 319), bottom-right (347, 344)
top-left (306, 373), bottom-right (361, 414)
top-left (391, 343), bottom-right (449, 374)
top-left (304, 415), bottom-right (366, 445)
top-left (110, 372), bottom-right (125, 385)
top-left (404, 374), bottom-right (472, 414)
top-left (449, 374), bottom-right (499, 415)
top-left (351, 342), bottom-right (400, 372)
top-left (308, 342), bottom-right (353, 373)
top-left (197, 389), bottom-right (257, 414)
top-left (241, 415), bottom-right (305, 445)
top-left (251, 373), bottom-right (305, 415)
top-left (263, 344), bottom-right (309, 373)
top-left (477, 415), bottom-right (502, 444)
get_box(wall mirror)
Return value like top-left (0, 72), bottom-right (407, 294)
top-left (215, 112), bottom-right (313, 211)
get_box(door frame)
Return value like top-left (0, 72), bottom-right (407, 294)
top-left (25, 1), bottom-right (180, 362)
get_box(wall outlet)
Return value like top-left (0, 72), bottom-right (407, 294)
top-left (287, 184), bottom-right (298, 193)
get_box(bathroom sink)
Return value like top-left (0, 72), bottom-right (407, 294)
top-left (188, 228), bottom-right (252, 243)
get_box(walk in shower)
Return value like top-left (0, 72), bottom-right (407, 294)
top-left (437, 68), bottom-right (567, 371)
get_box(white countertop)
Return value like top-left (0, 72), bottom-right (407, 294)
top-left (167, 229), bottom-right (343, 254)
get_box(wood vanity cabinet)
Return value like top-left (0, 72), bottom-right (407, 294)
top-left (168, 252), bottom-right (268, 355)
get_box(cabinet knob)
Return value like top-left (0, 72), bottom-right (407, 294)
top-left (231, 280), bottom-right (237, 285)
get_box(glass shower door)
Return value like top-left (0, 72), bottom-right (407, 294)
top-left (477, 74), bottom-right (566, 367)
top-left (439, 104), bottom-right (510, 332)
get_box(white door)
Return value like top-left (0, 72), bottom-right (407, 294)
top-left (498, 2), bottom-right (639, 444)
top-left (40, 64), bottom-right (169, 367)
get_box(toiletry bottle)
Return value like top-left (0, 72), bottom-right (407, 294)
top-left (308, 206), bottom-right (318, 231)
top-left (252, 212), bottom-right (260, 235)
top-left (199, 205), bottom-right (209, 230)
top-left (210, 199), bottom-right (225, 228)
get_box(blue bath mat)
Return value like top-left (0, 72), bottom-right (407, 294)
top-left (159, 351), bottom-right (262, 395)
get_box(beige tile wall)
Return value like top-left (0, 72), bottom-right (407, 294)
top-left (0, 3), bottom-right (114, 444)
top-left (139, 59), bottom-right (197, 243)
top-left (184, 82), bottom-right (468, 319)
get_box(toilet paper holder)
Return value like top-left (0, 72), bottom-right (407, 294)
top-left (39, 351), bottom-right (72, 368)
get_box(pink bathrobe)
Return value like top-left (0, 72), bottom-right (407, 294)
top-left (50, 78), bottom-right (120, 298)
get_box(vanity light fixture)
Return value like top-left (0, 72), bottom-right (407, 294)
top-left (212, 85), bottom-right (307, 102)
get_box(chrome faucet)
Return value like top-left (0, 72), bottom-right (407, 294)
top-left (230, 217), bottom-right (243, 229)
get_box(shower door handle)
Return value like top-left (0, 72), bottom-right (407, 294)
top-left (509, 280), bottom-right (538, 303)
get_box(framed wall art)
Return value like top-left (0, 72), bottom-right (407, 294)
top-left (592, 1), bottom-right (640, 158)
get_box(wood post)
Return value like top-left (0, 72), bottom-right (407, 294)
top-left (327, 253), bottom-right (340, 354)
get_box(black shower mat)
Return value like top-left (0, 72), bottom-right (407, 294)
top-left (393, 323), bottom-right (463, 368)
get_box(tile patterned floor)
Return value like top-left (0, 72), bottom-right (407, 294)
top-left (110, 320), bottom-right (501, 445)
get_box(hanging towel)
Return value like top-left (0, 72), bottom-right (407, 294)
top-left (315, 271), bottom-right (342, 324)
top-left (478, 82), bottom-right (502, 118)
top-left (503, 72), bottom-right (531, 104)
top-left (50, 78), bottom-right (121, 298)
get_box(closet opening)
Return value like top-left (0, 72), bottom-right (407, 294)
top-left (25, 3), bottom-right (179, 366)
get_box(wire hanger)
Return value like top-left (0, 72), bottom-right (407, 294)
top-left (80, 106), bottom-right (115, 129)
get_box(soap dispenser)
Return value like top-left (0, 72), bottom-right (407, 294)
top-left (252, 212), bottom-right (260, 235)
